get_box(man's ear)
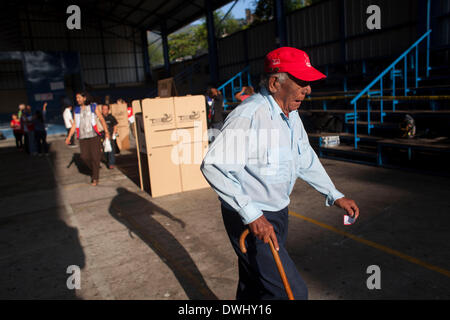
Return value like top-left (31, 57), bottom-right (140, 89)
top-left (268, 76), bottom-right (279, 94)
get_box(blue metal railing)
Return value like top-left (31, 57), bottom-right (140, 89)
top-left (348, 29), bottom-right (432, 149)
top-left (218, 66), bottom-right (252, 109)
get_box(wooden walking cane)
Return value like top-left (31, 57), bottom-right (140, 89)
top-left (239, 229), bottom-right (294, 300)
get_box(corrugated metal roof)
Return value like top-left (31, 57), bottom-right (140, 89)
top-left (6, 0), bottom-right (233, 34)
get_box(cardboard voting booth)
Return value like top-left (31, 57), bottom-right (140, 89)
top-left (110, 102), bottom-right (130, 151)
top-left (132, 95), bottom-right (209, 197)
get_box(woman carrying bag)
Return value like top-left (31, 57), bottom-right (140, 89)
top-left (65, 92), bottom-right (110, 186)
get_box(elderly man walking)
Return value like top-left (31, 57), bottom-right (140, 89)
top-left (201, 47), bottom-right (359, 300)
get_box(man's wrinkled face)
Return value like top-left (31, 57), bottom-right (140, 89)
top-left (270, 73), bottom-right (312, 115)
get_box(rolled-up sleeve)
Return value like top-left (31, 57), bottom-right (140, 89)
top-left (201, 116), bottom-right (263, 225)
top-left (296, 138), bottom-right (345, 206)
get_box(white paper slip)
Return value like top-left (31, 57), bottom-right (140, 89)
top-left (344, 214), bottom-right (356, 225)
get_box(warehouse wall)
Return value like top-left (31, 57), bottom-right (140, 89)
top-left (19, 10), bottom-right (146, 87)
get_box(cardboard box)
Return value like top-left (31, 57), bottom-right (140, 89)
top-left (321, 135), bottom-right (340, 147)
top-left (157, 78), bottom-right (177, 97)
top-left (131, 99), bottom-right (142, 114)
top-left (110, 103), bottom-right (129, 126)
top-left (110, 102), bottom-right (130, 150)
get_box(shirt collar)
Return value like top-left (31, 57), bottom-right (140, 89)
top-left (260, 87), bottom-right (296, 121)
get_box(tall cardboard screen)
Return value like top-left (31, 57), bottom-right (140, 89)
top-left (142, 97), bottom-right (182, 197)
top-left (110, 103), bottom-right (130, 151)
top-left (173, 96), bottom-right (209, 192)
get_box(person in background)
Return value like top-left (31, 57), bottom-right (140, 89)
top-left (18, 104), bottom-right (25, 120)
top-left (33, 102), bottom-right (49, 156)
top-left (101, 104), bottom-right (118, 169)
top-left (63, 103), bottom-right (76, 147)
top-left (10, 114), bottom-right (23, 149)
top-left (206, 87), bottom-right (224, 130)
top-left (205, 91), bottom-right (214, 128)
top-left (235, 86), bottom-right (255, 102)
top-left (21, 105), bottom-right (36, 155)
top-left (65, 92), bottom-right (110, 186)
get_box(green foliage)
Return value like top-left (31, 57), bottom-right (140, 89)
top-left (167, 10), bottom-right (244, 62)
top-left (251, 0), bottom-right (322, 24)
top-left (168, 29), bottom-right (200, 61)
top-left (148, 40), bottom-right (164, 67)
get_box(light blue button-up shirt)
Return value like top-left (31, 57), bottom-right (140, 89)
top-left (201, 87), bottom-right (345, 225)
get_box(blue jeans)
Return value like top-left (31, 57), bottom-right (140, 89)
top-left (105, 151), bottom-right (115, 167)
top-left (221, 204), bottom-right (308, 300)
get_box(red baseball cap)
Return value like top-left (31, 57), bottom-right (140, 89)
top-left (264, 47), bottom-right (326, 82)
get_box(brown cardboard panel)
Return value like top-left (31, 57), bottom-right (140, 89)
top-left (174, 125), bottom-right (207, 144)
top-left (179, 141), bottom-right (210, 192)
top-left (110, 103), bottom-right (129, 127)
top-left (147, 145), bottom-right (182, 197)
top-left (174, 95), bottom-right (207, 129)
top-left (131, 100), bottom-right (142, 114)
top-left (146, 129), bottom-right (178, 148)
top-left (116, 126), bottom-right (130, 150)
top-left (158, 78), bottom-right (177, 97)
top-left (142, 97), bottom-right (176, 131)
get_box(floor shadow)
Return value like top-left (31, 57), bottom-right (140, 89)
top-left (108, 187), bottom-right (218, 300)
top-left (114, 151), bottom-right (142, 188)
top-left (0, 146), bottom-right (85, 299)
top-left (67, 152), bottom-right (91, 177)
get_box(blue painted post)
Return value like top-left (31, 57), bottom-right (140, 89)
top-left (353, 101), bottom-right (358, 149)
top-left (274, 0), bottom-right (287, 47)
top-left (362, 61), bottom-right (366, 75)
top-left (319, 137), bottom-right (323, 157)
top-left (380, 78), bottom-right (384, 123)
top-left (239, 74), bottom-right (242, 92)
top-left (323, 100), bottom-right (327, 111)
top-left (415, 46), bottom-right (419, 88)
top-left (404, 56), bottom-right (408, 96)
top-left (344, 77), bottom-right (348, 94)
top-left (231, 80), bottom-right (235, 102)
top-left (247, 71), bottom-right (252, 87)
top-left (367, 98), bottom-right (371, 135)
top-left (205, 0), bottom-right (219, 85)
top-left (391, 69), bottom-right (396, 111)
top-left (408, 147), bottom-right (412, 161)
top-left (426, 0), bottom-right (431, 77)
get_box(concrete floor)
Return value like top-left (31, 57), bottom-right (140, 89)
top-left (0, 134), bottom-right (449, 299)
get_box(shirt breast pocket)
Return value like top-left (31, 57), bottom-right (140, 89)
top-left (260, 147), bottom-right (292, 184)
top-left (297, 141), bottom-right (312, 169)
